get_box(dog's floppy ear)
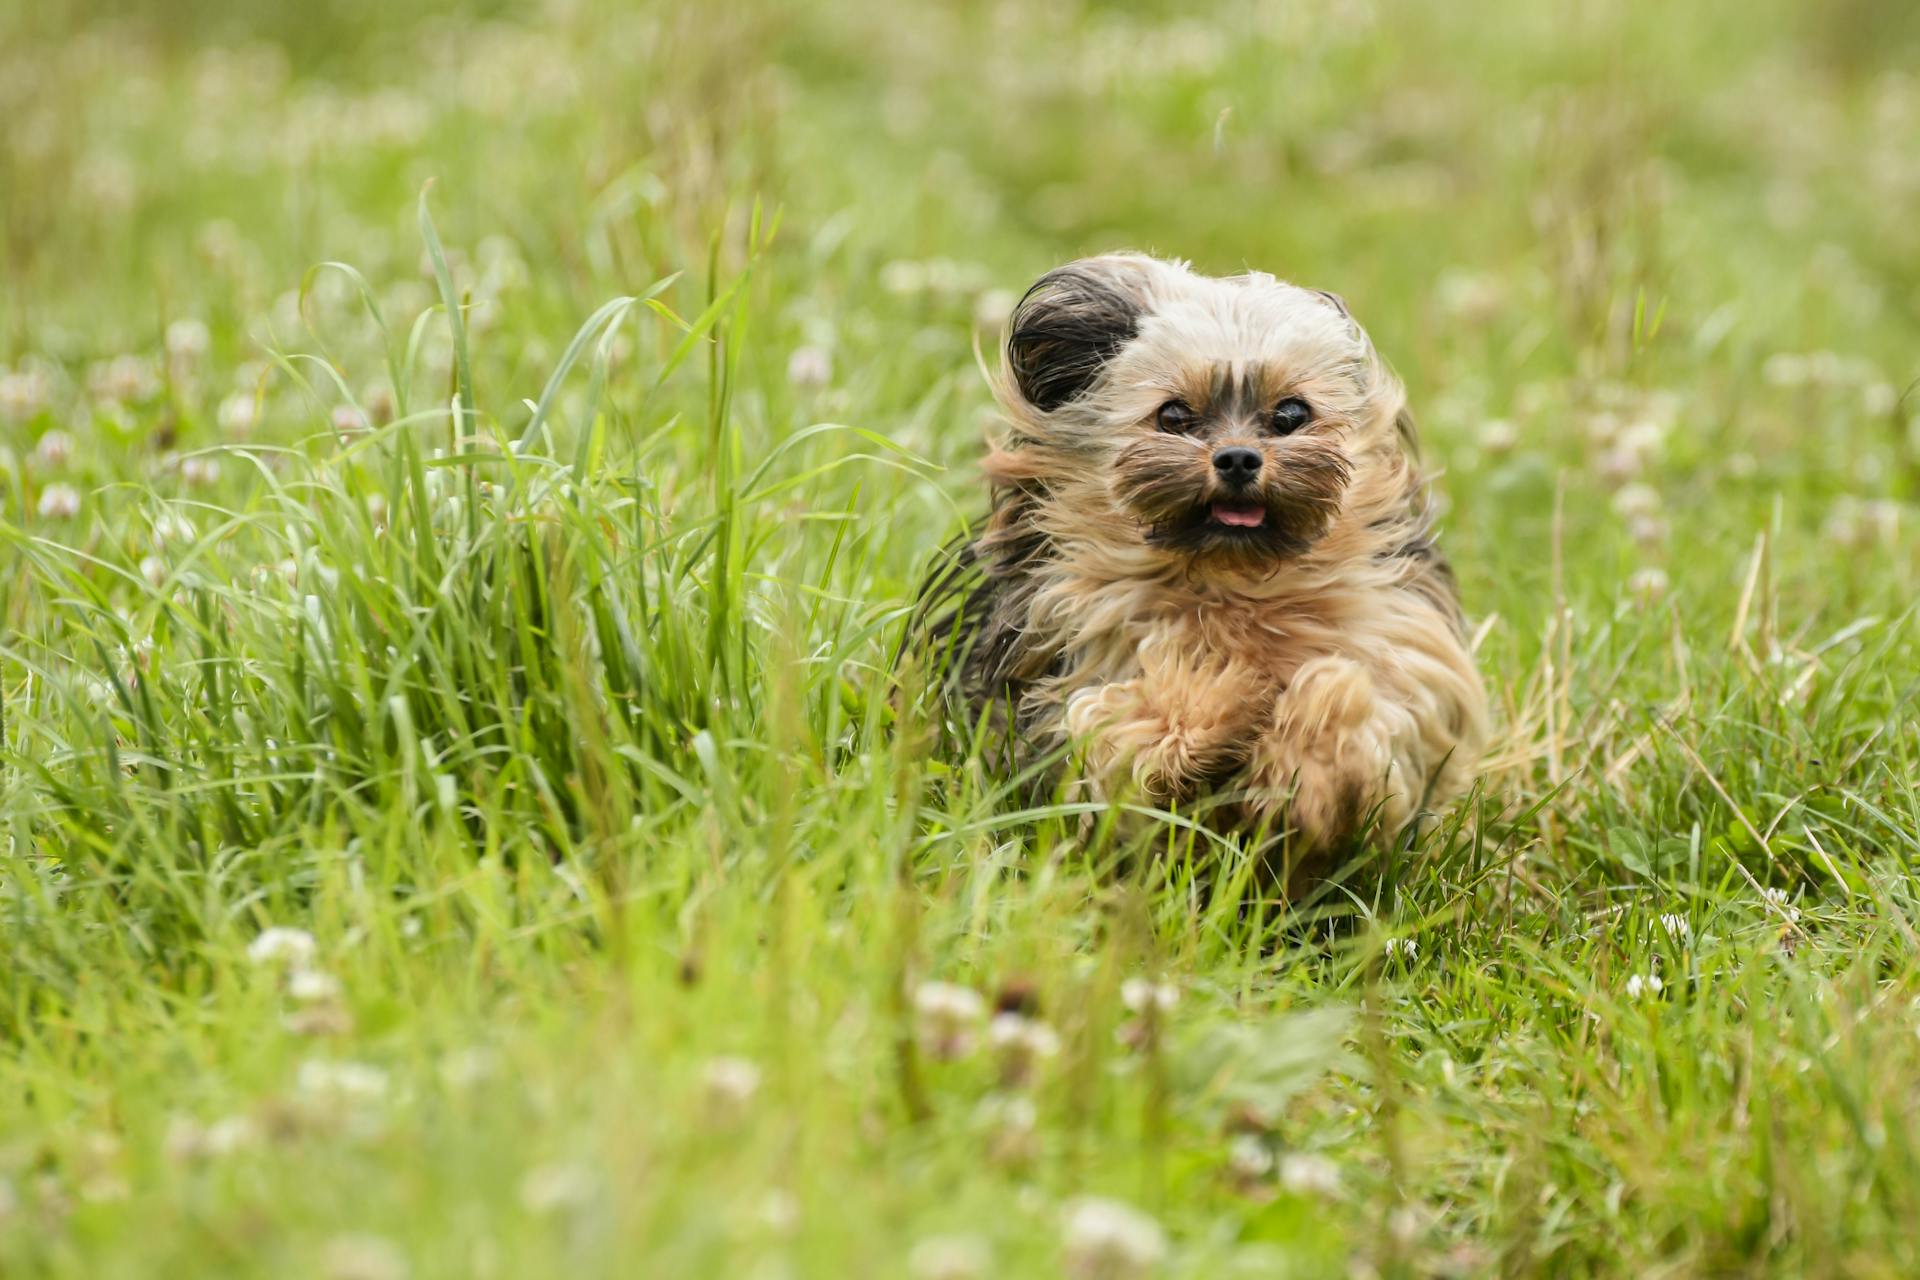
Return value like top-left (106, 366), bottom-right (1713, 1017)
top-left (1005, 258), bottom-right (1150, 412)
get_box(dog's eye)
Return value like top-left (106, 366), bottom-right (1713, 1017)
top-left (1155, 400), bottom-right (1196, 433)
top-left (1270, 397), bottom-right (1313, 434)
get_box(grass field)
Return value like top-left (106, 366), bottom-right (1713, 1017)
top-left (4, 0), bottom-right (1920, 1275)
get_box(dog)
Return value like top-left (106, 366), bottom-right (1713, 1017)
top-left (911, 253), bottom-right (1488, 882)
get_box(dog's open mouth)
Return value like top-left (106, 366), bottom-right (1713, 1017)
top-left (1209, 503), bottom-right (1267, 529)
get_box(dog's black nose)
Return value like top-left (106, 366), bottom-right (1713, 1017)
top-left (1211, 447), bottom-right (1262, 485)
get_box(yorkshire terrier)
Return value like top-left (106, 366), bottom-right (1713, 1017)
top-left (913, 253), bottom-right (1488, 884)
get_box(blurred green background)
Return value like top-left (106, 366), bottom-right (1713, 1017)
top-left (5, 2), bottom-right (1920, 1276)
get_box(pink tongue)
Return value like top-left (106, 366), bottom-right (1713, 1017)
top-left (1211, 503), bottom-right (1267, 528)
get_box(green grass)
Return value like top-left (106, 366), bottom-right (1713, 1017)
top-left (4, 0), bottom-right (1920, 1275)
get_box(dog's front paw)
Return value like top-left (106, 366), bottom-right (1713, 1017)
top-left (1064, 681), bottom-right (1239, 804)
top-left (1246, 656), bottom-right (1406, 844)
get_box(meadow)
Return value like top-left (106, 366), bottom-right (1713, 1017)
top-left (3, 0), bottom-right (1920, 1275)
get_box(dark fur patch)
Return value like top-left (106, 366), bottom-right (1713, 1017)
top-left (1006, 264), bottom-right (1145, 412)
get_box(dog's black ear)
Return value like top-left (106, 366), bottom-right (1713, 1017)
top-left (1006, 260), bottom-right (1149, 412)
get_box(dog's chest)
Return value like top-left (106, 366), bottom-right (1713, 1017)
top-left (1070, 584), bottom-right (1318, 690)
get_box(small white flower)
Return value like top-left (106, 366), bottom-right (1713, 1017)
top-left (0, 367), bottom-right (52, 422)
top-left (90, 354), bottom-right (159, 404)
top-left (1762, 352), bottom-right (1810, 388)
top-left (1119, 978), bottom-right (1179, 1017)
top-left (1863, 382), bottom-right (1898, 417)
top-left (1628, 567), bottom-right (1669, 603)
top-left (1061, 1197), bottom-right (1166, 1280)
top-left (180, 455), bottom-right (220, 487)
top-left (909, 1233), bottom-right (991, 1280)
top-left (757, 1189), bottom-right (800, 1234)
top-left (247, 926), bottom-right (318, 969)
top-left (322, 1233), bottom-right (408, 1280)
top-left (1610, 483), bottom-right (1661, 520)
top-left (218, 390), bottom-right (259, 436)
top-left (296, 1058), bottom-right (389, 1104)
top-left (1278, 1152), bottom-right (1342, 1197)
top-left (519, 1162), bottom-right (597, 1215)
top-left (1227, 1134), bottom-right (1274, 1180)
top-left (36, 483), bottom-right (81, 519)
top-left (139, 555), bottom-right (168, 589)
top-left (1760, 886), bottom-right (1801, 923)
top-left (166, 319), bottom-right (210, 366)
top-left (164, 1113), bottom-right (258, 1164)
top-left (915, 981), bottom-right (987, 1060)
top-left (1658, 913), bottom-right (1690, 940)
top-left (1384, 937), bottom-right (1419, 962)
top-left (1476, 419), bottom-right (1518, 455)
top-left (331, 405), bottom-right (369, 438)
top-left (365, 493), bottom-right (389, 528)
top-left (33, 430), bottom-right (74, 468)
top-left (702, 1055), bottom-right (762, 1119)
top-left (438, 1046), bottom-right (497, 1089)
top-left (288, 968), bottom-right (343, 1002)
top-left (1628, 514), bottom-right (1668, 548)
top-left (152, 510), bottom-right (197, 545)
top-left (1624, 973), bottom-right (1664, 999)
top-left (785, 344), bottom-right (833, 389)
top-left (880, 259), bottom-right (929, 296)
top-left (988, 1012), bottom-right (1061, 1085)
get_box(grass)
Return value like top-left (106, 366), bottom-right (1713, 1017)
top-left (3, 0), bottom-right (1920, 1274)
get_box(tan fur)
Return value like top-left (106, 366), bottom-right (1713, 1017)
top-left (921, 253), bottom-right (1488, 879)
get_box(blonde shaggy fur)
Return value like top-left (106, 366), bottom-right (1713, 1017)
top-left (915, 253), bottom-right (1487, 881)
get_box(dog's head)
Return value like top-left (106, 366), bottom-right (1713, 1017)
top-left (991, 254), bottom-right (1406, 576)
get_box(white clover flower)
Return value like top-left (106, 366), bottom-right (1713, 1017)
top-left (1061, 1197), bottom-right (1166, 1280)
top-left (331, 405), bottom-right (369, 438)
top-left (152, 510), bottom-right (197, 545)
top-left (1628, 567), bottom-right (1669, 603)
top-left (36, 483), bottom-right (81, 519)
top-left (322, 1233), bottom-right (408, 1280)
top-left (1658, 913), bottom-right (1690, 940)
top-left (217, 390), bottom-right (259, 436)
top-left (1119, 978), bottom-right (1179, 1017)
top-left (702, 1055), bottom-right (762, 1119)
top-left (288, 968), bottom-right (343, 1003)
top-left (988, 1012), bottom-right (1061, 1086)
top-left (1477, 419), bottom-right (1518, 455)
top-left (296, 1058), bottom-right (389, 1104)
top-left (1610, 483), bottom-right (1661, 520)
top-left (1760, 887), bottom-right (1801, 923)
top-left (914, 981), bottom-right (987, 1060)
top-left (180, 455), bottom-right (220, 488)
top-left (139, 555), bottom-right (168, 589)
top-left (1278, 1152), bottom-right (1342, 1197)
top-left (519, 1162), bottom-right (597, 1215)
top-left (90, 354), bottom-right (159, 404)
top-left (785, 344), bottom-right (833, 389)
top-left (33, 430), bottom-right (74, 468)
top-left (1628, 514), bottom-right (1668, 548)
top-left (1227, 1134), bottom-right (1274, 1180)
top-left (247, 926), bottom-right (318, 969)
top-left (1624, 973), bottom-right (1664, 999)
top-left (880, 260), bottom-right (929, 297)
top-left (1384, 937), bottom-right (1419, 962)
top-left (0, 367), bottom-right (52, 422)
top-left (166, 318), bottom-right (210, 367)
top-left (164, 1113), bottom-right (258, 1164)
top-left (1762, 352), bottom-right (1810, 388)
top-left (757, 1189), bottom-right (800, 1234)
top-left (909, 1233), bottom-right (991, 1280)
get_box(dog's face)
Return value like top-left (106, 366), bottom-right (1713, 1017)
top-left (995, 254), bottom-right (1399, 575)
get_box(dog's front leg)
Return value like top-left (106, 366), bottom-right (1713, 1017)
top-left (1063, 676), bottom-right (1247, 804)
top-left (1243, 655), bottom-right (1416, 848)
